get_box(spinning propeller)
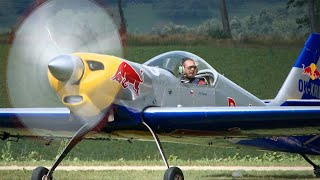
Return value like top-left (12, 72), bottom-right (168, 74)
top-left (6, 0), bottom-right (123, 137)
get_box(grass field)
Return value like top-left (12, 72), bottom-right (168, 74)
top-left (2, 138), bottom-right (318, 179)
top-left (0, 169), bottom-right (316, 180)
top-left (1, 138), bottom-right (319, 167)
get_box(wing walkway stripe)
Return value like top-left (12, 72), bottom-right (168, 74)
top-left (0, 166), bottom-right (313, 171)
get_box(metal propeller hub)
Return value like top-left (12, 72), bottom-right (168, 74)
top-left (48, 55), bottom-right (84, 83)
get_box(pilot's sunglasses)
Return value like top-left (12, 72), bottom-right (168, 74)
top-left (187, 65), bottom-right (197, 70)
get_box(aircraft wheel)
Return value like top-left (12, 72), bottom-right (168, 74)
top-left (31, 166), bottom-right (51, 180)
top-left (163, 166), bottom-right (184, 180)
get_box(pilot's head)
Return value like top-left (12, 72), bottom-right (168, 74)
top-left (181, 57), bottom-right (197, 79)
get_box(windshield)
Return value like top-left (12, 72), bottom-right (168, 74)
top-left (144, 51), bottom-right (216, 77)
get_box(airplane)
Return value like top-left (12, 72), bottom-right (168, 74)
top-left (2, 0), bottom-right (320, 180)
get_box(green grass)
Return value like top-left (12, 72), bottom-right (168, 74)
top-left (1, 138), bottom-right (320, 167)
top-left (0, 170), bottom-right (316, 180)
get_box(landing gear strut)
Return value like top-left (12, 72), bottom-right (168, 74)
top-left (300, 154), bottom-right (320, 177)
top-left (142, 121), bottom-right (184, 180)
top-left (31, 124), bottom-right (88, 180)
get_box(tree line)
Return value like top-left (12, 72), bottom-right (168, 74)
top-left (1, 0), bottom-right (319, 43)
top-left (118, 0), bottom-right (319, 39)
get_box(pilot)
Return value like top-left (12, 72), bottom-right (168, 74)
top-left (179, 57), bottom-right (207, 85)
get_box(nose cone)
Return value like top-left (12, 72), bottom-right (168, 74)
top-left (48, 55), bottom-right (84, 83)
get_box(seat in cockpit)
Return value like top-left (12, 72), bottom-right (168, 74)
top-left (196, 69), bottom-right (215, 86)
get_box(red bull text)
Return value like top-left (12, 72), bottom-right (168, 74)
top-left (111, 62), bottom-right (144, 95)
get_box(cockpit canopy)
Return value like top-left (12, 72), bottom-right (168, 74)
top-left (144, 51), bottom-right (218, 85)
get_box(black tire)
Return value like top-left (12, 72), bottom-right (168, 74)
top-left (163, 167), bottom-right (184, 180)
top-left (31, 166), bottom-right (50, 180)
top-left (314, 168), bottom-right (320, 178)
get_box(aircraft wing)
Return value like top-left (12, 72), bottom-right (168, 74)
top-left (2, 105), bottom-right (320, 138)
top-left (0, 108), bottom-right (70, 126)
top-left (142, 106), bottom-right (320, 137)
top-left (0, 108), bottom-right (77, 139)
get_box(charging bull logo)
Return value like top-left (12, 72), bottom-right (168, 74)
top-left (302, 63), bottom-right (320, 80)
top-left (111, 62), bottom-right (144, 95)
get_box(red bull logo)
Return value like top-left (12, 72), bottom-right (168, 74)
top-left (302, 63), bottom-right (320, 80)
top-left (111, 62), bottom-right (144, 95)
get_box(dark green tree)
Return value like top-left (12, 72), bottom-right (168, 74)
top-left (152, 0), bottom-right (217, 19)
top-left (287, 0), bottom-right (320, 32)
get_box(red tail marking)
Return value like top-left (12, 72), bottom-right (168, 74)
top-left (228, 97), bottom-right (237, 107)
